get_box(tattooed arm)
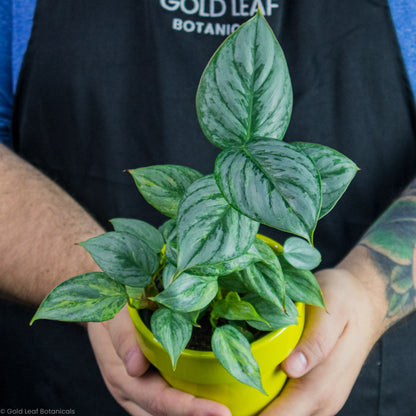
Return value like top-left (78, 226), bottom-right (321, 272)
top-left (260, 178), bottom-right (416, 416)
top-left (360, 179), bottom-right (416, 325)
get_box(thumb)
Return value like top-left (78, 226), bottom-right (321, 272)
top-left (103, 304), bottom-right (150, 377)
top-left (281, 302), bottom-right (347, 379)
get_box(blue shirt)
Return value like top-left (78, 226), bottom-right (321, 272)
top-left (0, 0), bottom-right (36, 147)
top-left (0, 0), bottom-right (415, 147)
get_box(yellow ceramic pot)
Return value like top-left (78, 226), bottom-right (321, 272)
top-left (129, 299), bottom-right (304, 416)
top-left (128, 234), bottom-right (305, 415)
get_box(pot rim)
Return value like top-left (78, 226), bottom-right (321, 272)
top-left (128, 302), bottom-right (304, 359)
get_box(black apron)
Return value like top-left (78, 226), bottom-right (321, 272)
top-left (2, 0), bottom-right (416, 414)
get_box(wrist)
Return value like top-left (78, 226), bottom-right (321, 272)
top-left (335, 246), bottom-right (389, 337)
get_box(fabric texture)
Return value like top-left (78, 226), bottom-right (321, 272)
top-left (388, 0), bottom-right (416, 98)
top-left (0, 0), bottom-right (12, 146)
top-left (0, 0), bottom-right (35, 145)
top-left (1, 0), bottom-right (416, 145)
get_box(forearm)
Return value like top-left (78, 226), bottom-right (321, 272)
top-left (338, 177), bottom-right (416, 332)
top-left (0, 144), bottom-right (104, 305)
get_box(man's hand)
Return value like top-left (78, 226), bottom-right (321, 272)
top-left (260, 263), bottom-right (387, 416)
top-left (88, 306), bottom-right (232, 416)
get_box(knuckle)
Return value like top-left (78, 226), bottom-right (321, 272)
top-left (310, 389), bottom-right (348, 416)
top-left (102, 374), bottom-right (126, 403)
top-left (302, 331), bottom-right (330, 363)
top-left (102, 367), bottom-right (118, 389)
top-left (147, 399), bottom-right (168, 416)
top-left (100, 368), bottom-right (129, 403)
top-left (307, 394), bottom-right (329, 416)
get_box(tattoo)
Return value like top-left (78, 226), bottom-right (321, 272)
top-left (359, 179), bottom-right (416, 322)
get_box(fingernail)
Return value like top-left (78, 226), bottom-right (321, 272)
top-left (285, 351), bottom-right (307, 377)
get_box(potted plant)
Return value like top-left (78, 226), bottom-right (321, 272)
top-left (31, 11), bottom-right (358, 416)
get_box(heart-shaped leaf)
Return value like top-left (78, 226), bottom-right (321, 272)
top-left (212, 292), bottom-right (269, 324)
top-left (238, 259), bottom-right (285, 309)
top-left (31, 272), bottom-right (127, 324)
top-left (177, 175), bottom-right (259, 272)
top-left (215, 138), bottom-right (321, 242)
top-left (130, 165), bottom-right (203, 218)
top-left (189, 242), bottom-right (262, 277)
top-left (281, 258), bottom-right (325, 308)
top-left (110, 218), bottom-right (164, 253)
top-left (282, 237), bottom-right (321, 270)
top-left (244, 293), bottom-right (299, 331)
top-left (196, 12), bottom-right (292, 149)
top-left (219, 238), bottom-right (282, 293)
top-left (79, 232), bottom-right (159, 287)
top-left (294, 142), bottom-right (358, 218)
top-left (150, 307), bottom-right (193, 369)
top-left (212, 325), bottom-right (266, 394)
top-left (151, 272), bottom-right (218, 313)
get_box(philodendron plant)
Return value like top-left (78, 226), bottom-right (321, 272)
top-left (32, 12), bottom-right (358, 394)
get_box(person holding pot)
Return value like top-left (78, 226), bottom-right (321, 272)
top-left (1, 1), bottom-right (416, 415)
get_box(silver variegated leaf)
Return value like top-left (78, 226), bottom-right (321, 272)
top-left (282, 237), bottom-right (321, 270)
top-left (294, 142), bottom-right (358, 219)
top-left (110, 218), bottom-right (164, 253)
top-left (215, 138), bottom-right (321, 242)
top-left (79, 232), bottom-right (159, 287)
top-left (196, 12), bottom-right (292, 149)
top-left (239, 260), bottom-right (285, 309)
top-left (212, 325), bottom-right (266, 394)
top-left (281, 258), bottom-right (325, 308)
top-left (129, 165), bottom-right (203, 218)
top-left (150, 307), bottom-right (193, 369)
top-left (177, 175), bottom-right (259, 272)
top-left (212, 292), bottom-right (268, 325)
top-left (151, 271), bottom-right (218, 313)
top-left (188, 242), bottom-right (262, 277)
top-left (31, 272), bottom-right (127, 324)
top-left (244, 293), bottom-right (299, 331)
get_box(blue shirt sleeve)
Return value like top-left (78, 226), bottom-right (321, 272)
top-left (0, 0), bottom-right (13, 147)
top-left (388, 0), bottom-right (416, 101)
top-left (11, 0), bottom-right (37, 92)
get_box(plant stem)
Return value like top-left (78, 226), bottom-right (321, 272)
top-left (210, 310), bottom-right (218, 329)
top-left (151, 252), bottom-right (167, 289)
